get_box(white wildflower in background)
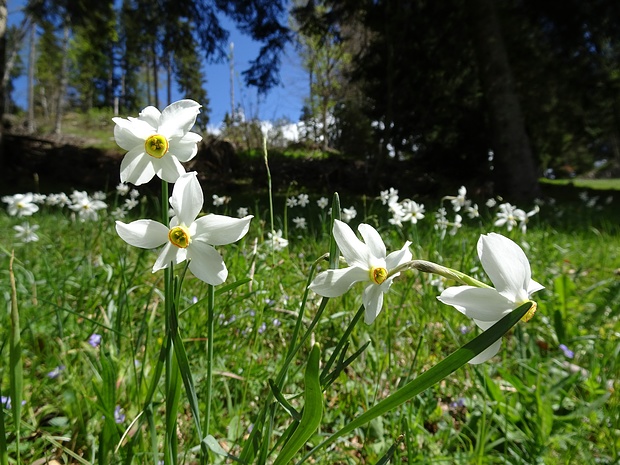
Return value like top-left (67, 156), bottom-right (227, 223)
top-left (494, 202), bottom-right (520, 231)
top-left (93, 191), bottom-right (107, 201)
top-left (115, 172), bottom-right (252, 285)
top-left (13, 222), bottom-right (40, 243)
top-left (309, 220), bottom-right (412, 324)
top-left (465, 203), bottom-right (480, 219)
top-left (32, 193), bottom-right (47, 204)
top-left (292, 217), bottom-right (307, 230)
top-left (518, 205), bottom-right (540, 234)
top-left (317, 197), bottom-right (329, 209)
top-left (449, 186), bottom-right (470, 212)
top-left (379, 188), bottom-right (399, 205)
top-left (212, 194), bottom-right (228, 206)
top-left (129, 189), bottom-right (140, 199)
top-left (116, 183), bottom-right (130, 196)
top-left (268, 229), bottom-right (289, 251)
top-left (45, 193), bottom-right (70, 207)
top-left (124, 198), bottom-right (139, 211)
top-left (286, 196), bottom-right (298, 208)
top-left (2, 193), bottom-right (40, 217)
top-left (237, 207), bottom-right (249, 218)
top-left (486, 198), bottom-right (497, 208)
top-left (401, 199), bottom-right (425, 224)
top-left (69, 191), bottom-right (107, 222)
top-left (388, 202), bottom-right (406, 227)
top-left (297, 193), bottom-right (310, 207)
top-left (112, 99), bottom-right (202, 185)
top-left (449, 214), bottom-right (463, 236)
top-left (438, 233), bottom-right (544, 364)
top-left (341, 206), bottom-right (357, 223)
top-left (111, 208), bottom-right (127, 219)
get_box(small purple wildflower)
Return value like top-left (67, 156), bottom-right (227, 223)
top-left (272, 318), bottom-right (281, 328)
top-left (559, 344), bottom-right (574, 359)
top-left (1, 396), bottom-right (10, 409)
top-left (47, 365), bottom-right (66, 379)
top-left (258, 322), bottom-right (267, 334)
top-left (88, 333), bottom-right (102, 348)
top-left (114, 405), bottom-right (126, 423)
top-left (459, 325), bottom-right (471, 334)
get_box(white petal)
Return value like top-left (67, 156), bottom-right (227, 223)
top-left (362, 283), bottom-right (384, 324)
top-left (153, 242), bottom-right (185, 271)
top-left (385, 240), bottom-right (413, 270)
top-left (527, 279), bottom-right (545, 296)
top-left (113, 119), bottom-right (146, 151)
top-left (437, 286), bottom-right (514, 321)
top-left (468, 339), bottom-right (502, 364)
top-left (138, 106), bottom-right (162, 128)
top-left (333, 219), bottom-right (371, 268)
top-left (115, 219), bottom-right (168, 249)
top-left (169, 132), bottom-right (202, 162)
top-left (113, 116), bottom-right (155, 143)
top-left (358, 223), bottom-right (386, 260)
top-left (158, 100), bottom-right (201, 139)
top-left (478, 233), bottom-right (531, 301)
top-left (153, 154), bottom-right (186, 184)
top-left (169, 172), bottom-right (203, 225)
top-left (194, 214), bottom-right (252, 245)
top-left (309, 266), bottom-right (369, 297)
top-left (120, 146), bottom-right (156, 185)
top-left (187, 241), bottom-right (227, 285)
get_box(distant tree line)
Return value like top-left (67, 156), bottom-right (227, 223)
top-left (1, 0), bottom-right (619, 199)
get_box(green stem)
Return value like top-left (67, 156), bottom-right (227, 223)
top-left (204, 284), bottom-right (215, 442)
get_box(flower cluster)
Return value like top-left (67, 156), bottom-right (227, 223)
top-left (113, 101), bottom-right (253, 285)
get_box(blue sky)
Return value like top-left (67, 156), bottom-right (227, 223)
top-left (7, 1), bottom-right (308, 125)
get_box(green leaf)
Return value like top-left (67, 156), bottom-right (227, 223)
top-left (273, 344), bottom-right (323, 465)
top-left (298, 302), bottom-right (533, 463)
top-left (269, 380), bottom-right (302, 421)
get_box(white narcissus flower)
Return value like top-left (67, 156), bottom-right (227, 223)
top-left (115, 172), bottom-right (252, 285)
top-left (309, 219), bottom-right (412, 324)
top-left (437, 233), bottom-right (544, 364)
top-left (112, 100), bottom-right (202, 185)
top-left (2, 193), bottom-right (39, 217)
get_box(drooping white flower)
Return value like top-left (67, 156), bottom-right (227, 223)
top-left (112, 100), bottom-right (202, 185)
top-left (437, 233), bottom-right (544, 364)
top-left (13, 222), bottom-right (40, 242)
top-left (450, 186), bottom-right (470, 212)
top-left (309, 220), bottom-right (412, 324)
top-left (2, 193), bottom-right (39, 217)
top-left (115, 172), bottom-right (252, 285)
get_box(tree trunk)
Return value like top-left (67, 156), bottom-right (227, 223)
top-left (469, 0), bottom-right (541, 200)
top-left (26, 23), bottom-right (35, 134)
top-left (0, 0), bottom-right (6, 165)
top-left (54, 22), bottom-right (69, 135)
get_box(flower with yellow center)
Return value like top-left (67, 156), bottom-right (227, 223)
top-left (115, 172), bottom-right (253, 285)
top-left (437, 233), bottom-right (544, 364)
top-left (309, 219), bottom-right (412, 324)
top-left (112, 100), bottom-right (202, 185)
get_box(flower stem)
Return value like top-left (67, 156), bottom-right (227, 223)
top-left (204, 284), bottom-right (215, 442)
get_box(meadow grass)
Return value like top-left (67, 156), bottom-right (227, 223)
top-left (1, 184), bottom-right (619, 464)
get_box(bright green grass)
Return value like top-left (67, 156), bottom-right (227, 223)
top-left (540, 177), bottom-right (620, 191)
top-left (1, 190), bottom-right (619, 464)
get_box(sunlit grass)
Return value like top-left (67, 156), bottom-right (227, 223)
top-left (0, 185), bottom-right (618, 464)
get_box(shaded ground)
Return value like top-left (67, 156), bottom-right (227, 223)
top-left (0, 132), bottom-right (436, 198)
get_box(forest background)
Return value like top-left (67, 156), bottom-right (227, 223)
top-left (0, 0), bottom-right (619, 199)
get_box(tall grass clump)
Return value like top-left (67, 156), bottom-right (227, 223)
top-left (1, 102), bottom-right (618, 465)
